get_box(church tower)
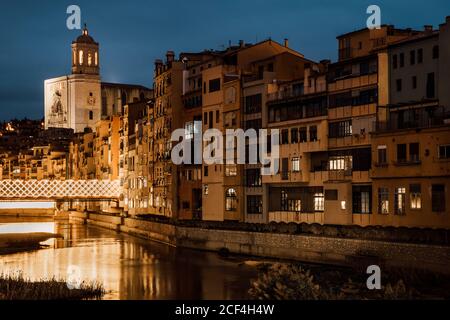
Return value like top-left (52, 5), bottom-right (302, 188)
top-left (71, 24), bottom-right (100, 75)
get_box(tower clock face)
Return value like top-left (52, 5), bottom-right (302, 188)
top-left (87, 95), bottom-right (96, 105)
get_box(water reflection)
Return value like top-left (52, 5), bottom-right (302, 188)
top-left (0, 219), bottom-right (256, 300)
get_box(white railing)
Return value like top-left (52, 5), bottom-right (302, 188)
top-left (0, 180), bottom-right (121, 199)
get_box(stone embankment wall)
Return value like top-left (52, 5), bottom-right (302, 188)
top-left (68, 211), bottom-right (450, 274)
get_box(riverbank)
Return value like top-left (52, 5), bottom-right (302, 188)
top-left (68, 211), bottom-right (450, 275)
top-left (0, 233), bottom-right (62, 254)
top-left (0, 274), bottom-right (104, 300)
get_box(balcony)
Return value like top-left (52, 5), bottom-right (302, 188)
top-left (374, 107), bottom-right (450, 133)
top-left (267, 88), bottom-right (304, 102)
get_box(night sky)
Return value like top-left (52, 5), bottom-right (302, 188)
top-left (0, 0), bottom-right (448, 121)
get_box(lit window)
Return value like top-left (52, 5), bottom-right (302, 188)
top-left (95, 52), bottom-right (98, 66)
top-left (378, 187), bottom-right (389, 214)
top-left (88, 53), bottom-right (92, 66)
top-left (79, 50), bottom-right (83, 65)
top-left (394, 187), bottom-right (406, 215)
top-left (225, 165), bottom-right (237, 177)
top-left (203, 184), bottom-right (209, 195)
top-left (341, 201), bottom-right (346, 210)
top-left (291, 157), bottom-right (300, 172)
top-left (225, 188), bottom-right (237, 211)
top-left (314, 193), bottom-right (324, 212)
top-left (288, 199), bottom-right (301, 212)
top-left (329, 156), bottom-right (352, 171)
top-left (410, 184), bottom-right (422, 210)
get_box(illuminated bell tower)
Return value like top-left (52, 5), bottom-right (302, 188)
top-left (71, 24), bottom-right (100, 75)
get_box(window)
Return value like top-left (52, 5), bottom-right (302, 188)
top-left (353, 186), bottom-right (371, 214)
top-left (412, 76), bottom-right (417, 89)
top-left (397, 144), bottom-right (407, 163)
top-left (203, 184), bottom-right (209, 195)
top-left (203, 112), bottom-right (207, 125)
top-left (314, 193), bottom-right (325, 212)
top-left (95, 52), bottom-right (98, 66)
top-left (208, 78), bottom-right (221, 93)
top-left (225, 188), bottom-right (237, 211)
top-left (409, 143), bottom-right (420, 162)
top-left (329, 120), bottom-right (352, 138)
top-left (309, 126), bottom-right (318, 142)
top-left (291, 157), bottom-right (300, 172)
top-left (299, 127), bottom-right (307, 143)
top-left (432, 184), bottom-right (445, 212)
top-left (79, 50), bottom-right (83, 65)
top-left (204, 166), bottom-right (208, 177)
top-left (417, 48), bottom-right (423, 63)
top-left (396, 79), bottom-right (402, 92)
top-left (439, 145), bottom-right (450, 159)
top-left (377, 145), bottom-right (387, 165)
top-left (281, 190), bottom-right (288, 211)
top-left (291, 128), bottom-right (299, 143)
top-left (399, 53), bottom-right (405, 67)
top-left (216, 110), bottom-right (220, 123)
top-left (89, 111), bottom-right (93, 120)
top-left (225, 164), bottom-right (237, 177)
top-left (247, 195), bottom-right (263, 214)
top-left (88, 53), bottom-right (92, 66)
top-left (209, 111), bottom-right (213, 128)
top-left (246, 169), bottom-right (262, 187)
top-left (378, 188), bottom-right (389, 214)
top-left (432, 45), bottom-right (439, 59)
top-left (410, 184), bottom-right (421, 210)
top-left (245, 94), bottom-right (262, 114)
top-left (281, 129), bottom-right (289, 145)
top-left (394, 187), bottom-right (406, 215)
top-left (426, 72), bottom-right (435, 98)
top-left (288, 199), bottom-right (302, 212)
top-left (393, 54), bottom-right (398, 69)
top-left (341, 201), bottom-right (347, 210)
top-left (410, 50), bottom-right (415, 65)
top-left (281, 158), bottom-right (289, 180)
top-left (328, 155), bottom-right (352, 171)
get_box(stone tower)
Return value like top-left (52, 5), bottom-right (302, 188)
top-left (71, 24), bottom-right (100, 75)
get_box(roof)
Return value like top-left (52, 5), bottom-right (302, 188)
top-left (73, 25), bottom-right (98, 45)
top-left (336, 25), bottom-right (421, 39)
top-left (101, 82), bottom-right (152, 91)
top-left (387, 31), bottom-right (439, 49)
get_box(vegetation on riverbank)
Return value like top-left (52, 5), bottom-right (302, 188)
top-left (0, 274), bottom-right (105, 300)
top-left (249, 263), bottom-right (450, 300)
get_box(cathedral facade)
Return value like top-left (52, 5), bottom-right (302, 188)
top-left (44, 26), bottom-right (152, 133)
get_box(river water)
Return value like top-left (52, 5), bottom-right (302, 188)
top-left (0, 218), bottom-right (258, 300)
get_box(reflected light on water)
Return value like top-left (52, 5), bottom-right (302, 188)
top-left (0, 220), bottom-right (256, 300)
top-left (0, 222), bottom-right (55, 234)
top-left (0, 201), bottom-right (55, 209)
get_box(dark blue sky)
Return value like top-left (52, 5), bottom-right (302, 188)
top-left (0, 0), bottom-right (448, 120)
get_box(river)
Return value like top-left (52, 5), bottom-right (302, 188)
top-left (0, 217), bottom-right (258, 300)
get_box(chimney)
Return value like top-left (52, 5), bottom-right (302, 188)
top-left (284, 38), bottom-right (289, 48)
top-left (166, 51), bottom-right (175, 63)
top-left (239, 40), bottom-right (245, 48)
